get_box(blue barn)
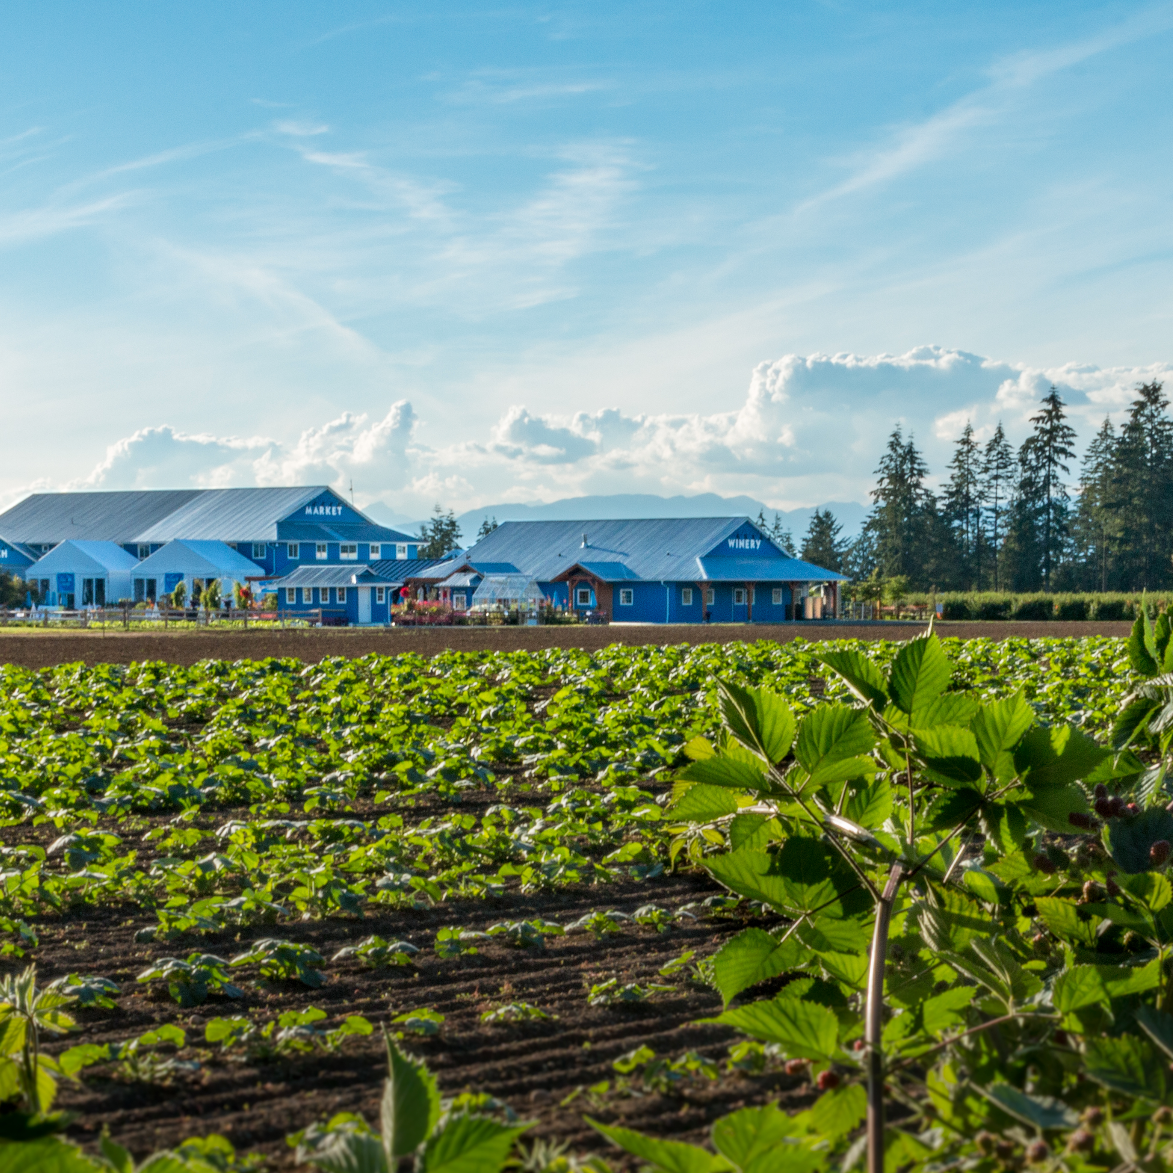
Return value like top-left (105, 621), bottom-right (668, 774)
top-left (266, 564), bottom-right (407, 625)
top-left (406, 518), bottom-right (846, 623)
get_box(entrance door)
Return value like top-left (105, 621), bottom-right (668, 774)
top-left (358, 587), bottom-right (372, 624)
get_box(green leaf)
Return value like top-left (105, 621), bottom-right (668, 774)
top-left (382, 1034), bottom-right (440, 1160)
top-left (795, 705), bottom-right (876, 786)
top-left (1034, 898), bottom-right (1097, 947)
top-left (914, 726), bottom-right (983, 785)
top-left (1052, 966), bottom-right (1109, 1014)
top-left (704, 850), bottom-right (802, 915)
top-left (677, 758), bottom-right (768, 793)
top-left (1018, 782), bottom-right (1092, 834)
top-left (844, 779), bottom-right (892, 829)
top-left (976, 1085), bottom-right (1078, 1131)
top-left (1112, 696), bottom-right (1161, 751)
top-left (980, 803), bottom-right (1027, 853)
top-left (588, 1119), bottom-right (728, 1173)
top-left (421, 1114), bottom-right (528, 1173)
top-left (796, 915), bottom-right (870, 954)
top-left (1013, 725), bottom-right (1109, 788)
top-left (707, 842), bottom-right (861, 918)
top-left (971, 693), bottom-right (1035, 770)
top-left (709, 928), bottom-right (810, 1007)
top-left (717, 681), bottom-right (796, 766)
top-left (1085, 1035), bottom-right (1164, 1100)
top-left (671, 783), bottom-right (741, 823)
top-left (920, 987), bottom-right (976, 1034)
top-left (702, 996), bottom-right (839, 1060)
top-left (1135, 1004), bottom-right (1173, 1060)
top-left (818, 649), bottom-right (889, 708)
top-left (916, 891), bottom-right (989, 952)
top-left (809, 1083), bottom-right (866, 1140)
top-left (1106, 806), bottom-right (1173, 874)
top-left (1129, 613), bottom-right (1159, 677)
top-left (914, 693), bottom-right (980, 729)
top-left (923, 787), bottom-right (982, 831)
top-left (0, 1139), bottom-right (105, 1173)
top-left (729, 813), bottom-right (780, 852)
top-left (888, 634), bottom-right (952, 723)
top-left (712, 1104), bottom-right (820, 1173)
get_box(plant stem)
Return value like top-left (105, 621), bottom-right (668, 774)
top-left (866, 862), bottom-right (904, 1173)
top-left (886, 1011), bottom-right (1059, 1072)
top-left (940, 828), bottom-right (976, 887)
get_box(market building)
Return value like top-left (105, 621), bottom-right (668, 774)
top-left (405, 517), bottom-right (845, 622)
top-left (23, 540), bottom-right (138, 608)
top-left (130, 540), bottom-right (264, 605)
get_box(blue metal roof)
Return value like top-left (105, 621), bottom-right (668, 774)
top-left (133, 540), bottom-right (262, 579)
top-left (696, 555), bottom-right (846, 582)
top-left (368, 558), bottom-right (446, 580)
top-left (135, 487), bottom-right (330, 542)
top-left (265, 564), bottom-right (400, 587)
top-left (458, 518), bottom-right (845, 583)
top-left (26, 541), bottom-right (139, 576)
top-left (570, 560), bottom-right (641, 581)
top-left (279, 521), bottom-right (416, 543)
top-left (0, 490), bottom-right (202, 544)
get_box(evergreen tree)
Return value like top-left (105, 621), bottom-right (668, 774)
top-left (418, 505), bottom-right (462, 560)
top-left (865, 427), bottom-right (937, 582)
top-left (1020, 386), bottom-right (1077, 589)
top-left (800, 509), bottom-right (847, 572)
top-left (769, 513), bottom-right (796, 556)
top-left (981, 422), bottom-right (1015, 590)
top-left (1071, 417), bottom-right (1118, 591)
top-left (1112, 381), bottom-right (1173, 590)
top-left (942, 423), bottom-right (983, 587)
top-left (477, 515), bottom-right (499, 540)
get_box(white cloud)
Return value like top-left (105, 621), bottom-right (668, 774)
top-left (16, 346), bottom-right (1172, 520)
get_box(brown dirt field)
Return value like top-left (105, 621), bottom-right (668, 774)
top-left (0, 620), bottom-right (1134, 669)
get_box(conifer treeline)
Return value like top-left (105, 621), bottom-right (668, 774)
top-left (788, 380), bottom-right (1173, 592)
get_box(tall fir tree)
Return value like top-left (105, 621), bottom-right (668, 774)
top-left (418, 505), bottom-right (462, 559)
top-left (1112, 381), bottom-right (1173, 590)
top-left (865, 427), bottom-right (937, 583)
top-left (1071, 417), bottom-right (1118, 591)
top-left (942, 423), bottom-right (983, 588)
top-left (981, 422), bottom-right (1015, 590)
top-left (800, 509), bottom-right (847, 572)
top-left (1019, 386), bottom-right (1077, 589)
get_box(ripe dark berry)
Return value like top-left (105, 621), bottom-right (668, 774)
top-left (1033, 854), bottom-right (1057, 874)
top-left (1082, 880), bottom-right (1104, 902)
top-left (1152, 840), bottom-right (1172, 866)
top-left (1067, 1129), bottom-right (1095, 1154)
top-left (1110, 795), bottom-right (1127, 817)
top-left (1068, 811), bottom-right (1095, 830)
top-left (994, 1140), bottom-right (1017, 1161)
top-left (816, 1069), bottom-right (840, 1090)
top-left (784, 1059), bottom-right (807, 1076)
top-left (1094, 783), bottom-right (1108, 799)
top-left (975, 1132), bottom-right (997, 1155)
top-left (1094, 796), bottom-right (1114, 818)
top-left (1081, 1106), bottom-right (1103, 1126)
top-left (1026, 1139), bottom-right (1049, 1163)
top-left (1106, 876), bottom-right (1122, 897)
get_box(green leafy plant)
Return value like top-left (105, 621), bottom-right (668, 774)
top-left (229, 938), bottom-right (326, 987)
top-left (586, 979), bottom-right (674, 1007)
top-left (0, 964), bottom-right (77, 1114)
top-left (566, 910), bottom-right (629, 937)
top-left (46, 974), bottom-right (120, 1009)
top-left (434, 925), bottom-right (487, 958)
top-left (481, 1002), bottom-right (554, 1024)
top-left (391, 1007), bottom-right (445, 1037)
top-left (136, 954), bottom-right (242, 1008)
top-left (331, 935), bottom-right (419, 968)
top-left (206, 1008), bottom-right (372, 1061)
top-left (289, 1032), bottom-right (528, 1172)
top-left (611, 1044), bottom-right (718, 1095)
top-left (486, 919), bottom-right (564, 949)
top-left (61, 1024), bottom-right (195, 1085)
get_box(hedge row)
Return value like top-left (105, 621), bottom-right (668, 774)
top-left (909, 591), bottom-right (1173, 621)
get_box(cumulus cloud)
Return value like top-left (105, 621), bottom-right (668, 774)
top-left (44, 347), bottom-right (1173, 519)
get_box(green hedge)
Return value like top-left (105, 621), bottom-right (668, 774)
top-left (923, 591), bottom-right (1173, 621)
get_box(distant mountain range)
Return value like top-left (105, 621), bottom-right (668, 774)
top-left (364, 493), bottom-right (868, 545)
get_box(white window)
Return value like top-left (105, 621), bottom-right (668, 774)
top-left (452, 592), bottom-right (467, 609)
top-left (316, 543), bottom-right (327, 560)
top-left (337, 587), bottom-right (347, 602)
top-left (734, 588), bottom-right (746, 605)
top-left (299, 588), bottom-right (307, 604)
top-left (576, 588), bottom-right (591, 606)
top-left (287, 543), bottom-right (300, 558)
top-left (681, 588), bottom-right (693, 606)
top-left (396, 543), bottom-right (408, 559)
top-left (340, 544), bottom-right (358, 561)
top-left (137, 545), bottom-right (150, 560)
top-left (286, 588), bottom-right (296, 605)
top-left (376, 587), bottom-right (385, 604)
top-left (369, 544), bottom-right (381, 559)
top-left (705, 588), bottom-right (714, 605)
top-left (772, 587), bottom-right (784, 604)
top-left (619, 588), bottom-right (633, 606)
top-left (252, 543), bottom-right (265, 559)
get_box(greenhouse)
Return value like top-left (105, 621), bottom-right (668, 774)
top-left (469, 574), bottom-right (546, 612)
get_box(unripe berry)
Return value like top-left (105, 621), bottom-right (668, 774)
top-left (995, 1139), bottom-right (1018, 1161)
top-left (1152, 840), bottom-right (1171, 866)
top-left (1081, 1106), bottom-right (1103, 1126)
top-left (816, 1069), bottom-right (840, 1090)
top-left (975, 1132), bottom-right (998, 1155)
top-left (1067, 1129), bottom-right (1095, 1154)
top-left (1106, 876), bottom-right (1122, 898)
top-left (1025, 1139), bottom-right (1049, 1164)
top-left (1081, 880), bottom-right (1104, 903)
top-left (1154, 1105), bottom-right (1173, 1127)
top-left (1126, 802), bottom-right (1141, 817)
top-left (785, 1058), bottom-right (807, 1075)
top-left (853, 1039), bottom-right (866, 1052)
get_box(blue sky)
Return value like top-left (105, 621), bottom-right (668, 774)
top-left (2, 2), bottom-right (1172, 520)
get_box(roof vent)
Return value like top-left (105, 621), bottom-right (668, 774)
top-left (581, 533), bottom-right (588, 548)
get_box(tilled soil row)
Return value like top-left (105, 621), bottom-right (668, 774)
top-left (0, 619), bottom-right (1133, 669)
top-left (33, 870), bottom-right (805, 1168)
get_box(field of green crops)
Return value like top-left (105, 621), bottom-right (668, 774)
top-left (0, 635), bottom-right (1142, 1171)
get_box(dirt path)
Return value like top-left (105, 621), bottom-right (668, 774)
top-left (0, 620), bottom-right (1133, 668)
